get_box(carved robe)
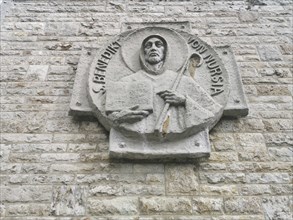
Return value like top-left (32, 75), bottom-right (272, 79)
top-left (113, 69), bottom-right (222, 138)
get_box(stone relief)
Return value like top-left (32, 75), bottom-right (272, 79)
top-left (70, 26), bottom-right (248, 160)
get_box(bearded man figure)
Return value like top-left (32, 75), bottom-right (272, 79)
top-left (108, 35), bottom-right (222, 140)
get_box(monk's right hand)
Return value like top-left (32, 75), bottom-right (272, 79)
top-left (109, 105), bottom-right (150, 124)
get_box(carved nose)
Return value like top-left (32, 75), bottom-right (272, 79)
top-left (150, 44), bottom-right (158, 50)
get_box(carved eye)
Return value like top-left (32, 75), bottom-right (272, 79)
top-left (145, 42), bottom-right (152, 49)
top-left (156, 41), bottom-right (163, 48)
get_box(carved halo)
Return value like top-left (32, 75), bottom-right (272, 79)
top-left (121, 27), bottom-right (189, 73)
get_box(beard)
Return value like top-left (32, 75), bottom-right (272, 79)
top-left (145, 55), bottom-right (163, 64)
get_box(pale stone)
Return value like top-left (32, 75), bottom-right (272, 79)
top-left (209, 152), bottom-right (238, 162)
top-left (200, 162), bottom-right (226, 172)
top-left (227, 162), bottom-right (255, 172)
top-left (246, 173), bottom-right (290, 184)
top-left (88, 197), bottom-right (138, 215)
top-left (51, 186), bottom-right (86, 216)
top-left (50, 164), bottom-right (96, 173)
top-left (133, 164), bottom-right (164, 173)
top-left (21, 164), bottom-right (49, 174)
top-left (0, 186), bottom-right (51, 202)
top-left (234, 133), bottom-right (265, 147)
top-left (166, 165), bottom-right (199, 195)
top-left (1, 134), bottom-right (52, 144)
top-left (0, 144), bottom-right (11, 162)
top-left (238, 148), bottom-right (270, 161)
top-left (200, 185), bottom-right (238, 196)
top-left (40, 153), bottom-right (80, 162)
top-left (192, 197), bottom-right (223, 214)
top-left (89, 182), bottom-right (164, 196)
top-left (241, 184), bottom-right (272, 196)
top-left (6, 204), bottom-right (49, 216)
top-left (258, 45), bottom-right (283, 61)
top-left (238, 11), bottom-right (259, 22)
top-left (268, 147), bottom-right (293, 161)
top-left (0, 163), bottom-right (22, 174)
top-left (67, 143), bottom-right (97, 152)
top-left (270, 184), bottom-right (293, 195)
top-left (165, 6), bottom-right (185, 16)
top-left (210, 133), bottom-right (235, 151)
top-left (139, 197), bottom-right (192, 214)
top-left (26, 65), bottom-right (49, 81)
top-left (0, 204), bottom-right (6, 217)
top-left (0, 1), bottom-right (291, 220)
top-left (224, 197), bottom-right (262, 214)
top-left (263, 196), bottom-right (291, 220)
top-left (215, 216), bottom-right (264, 220)
top-left (200, 173), bottom-right (246, 184)
top-left (264, 133), bottom-right (293, 147)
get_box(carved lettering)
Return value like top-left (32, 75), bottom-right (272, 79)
top-left (211, 87), bottom-right (224, 96)
top-left (187, 37), bottom-right (207, 54)
top-left (203, 54), bottom-right (224, 96)
top-left (207, 61), bottom-right (219, 69)
top-left (203, 54), bottom-right (215, 63)
top-left (93, 76), bottom-right (105, 84)
top-left (210, 67), bottom-right (222, 76)
top-left (92, 85), bottom-right (105, 93)
top-left (92, 40), bottom-right (121, 93)
top-left (211, 76), bottom-right (223, 83)
top-left (196, 45), bottom-right (207, 54)
top-left (97, 59), bottom-right (108, 69)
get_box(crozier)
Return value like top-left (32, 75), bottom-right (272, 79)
top-left (70, 26), bottom-right (248, 160)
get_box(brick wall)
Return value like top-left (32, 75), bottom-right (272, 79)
top-left (0, 0), bottom-right (292, 219)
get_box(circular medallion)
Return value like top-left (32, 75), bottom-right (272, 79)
top-left (88, 27), bottom-right (230, 139)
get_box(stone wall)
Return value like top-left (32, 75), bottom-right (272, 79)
top-left (0, 0), bottom-right (292, 219)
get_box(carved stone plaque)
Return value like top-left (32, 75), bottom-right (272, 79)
top-left (70, 26), bottom-right (248, 160)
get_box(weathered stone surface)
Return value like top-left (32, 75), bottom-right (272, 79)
top-left (1, 134), bottom-right (53, 144)
top-left (0, 186), bottom-right (51, 202)
top-left (0, 204), bottom-right (6, 217)
top-left (133, 164), bottom-right (164, 174)
top-left (246, 173), bottom-right (290, 184)
top-left (26, 65), bottom-right (49, 81)
top-left (139, 197), bottom-right (192, 214)
top-left (88, 197), bottom-right (138, 215)
top-left (21, 163), bottom-right (49, 174)
top-left (264, 133), bottom-right (293, 147)
top-left (166, 165), bottom-right (199, 195)
top-left (210, 133), bottom-right (235, 151)
top-left (258, 45), bottom-right (283, 61)
top-left (209, 152), bottom-right (239, 162)
top-left (89, 181), bottom-right (164, 196)
top-left (6, 204), bottom-right (49, 216)
top-left (192, 197), bottom-right (223, 214)
top-left (0, 1), bottom-right (292, 219)
top-left (200, 162), bottom-right (226, 172)
top-left (51, 186), bottom-right (86, 216)
top-left (200, 173), bottom-right (246, 184)
top-left (241, 184), bottom-right (293, 196)
top-left (268, 147), bottom-right (293, 161)
top-left (238, 11), bottom-right (259, 22)
top-left (224, 197), bottom-right (262, 214)
top-left (200, 185), bottom-right (238, 196)
top-left (262, 196), bottom-right (291, 220)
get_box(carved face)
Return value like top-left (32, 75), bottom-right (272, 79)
top-left (143, 37), bottom-right (165, 64)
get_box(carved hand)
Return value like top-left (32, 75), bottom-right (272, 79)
top-left (157, 90), bottom-right (186, 106)
top-left (110, 105), bottom-right (150, 124)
